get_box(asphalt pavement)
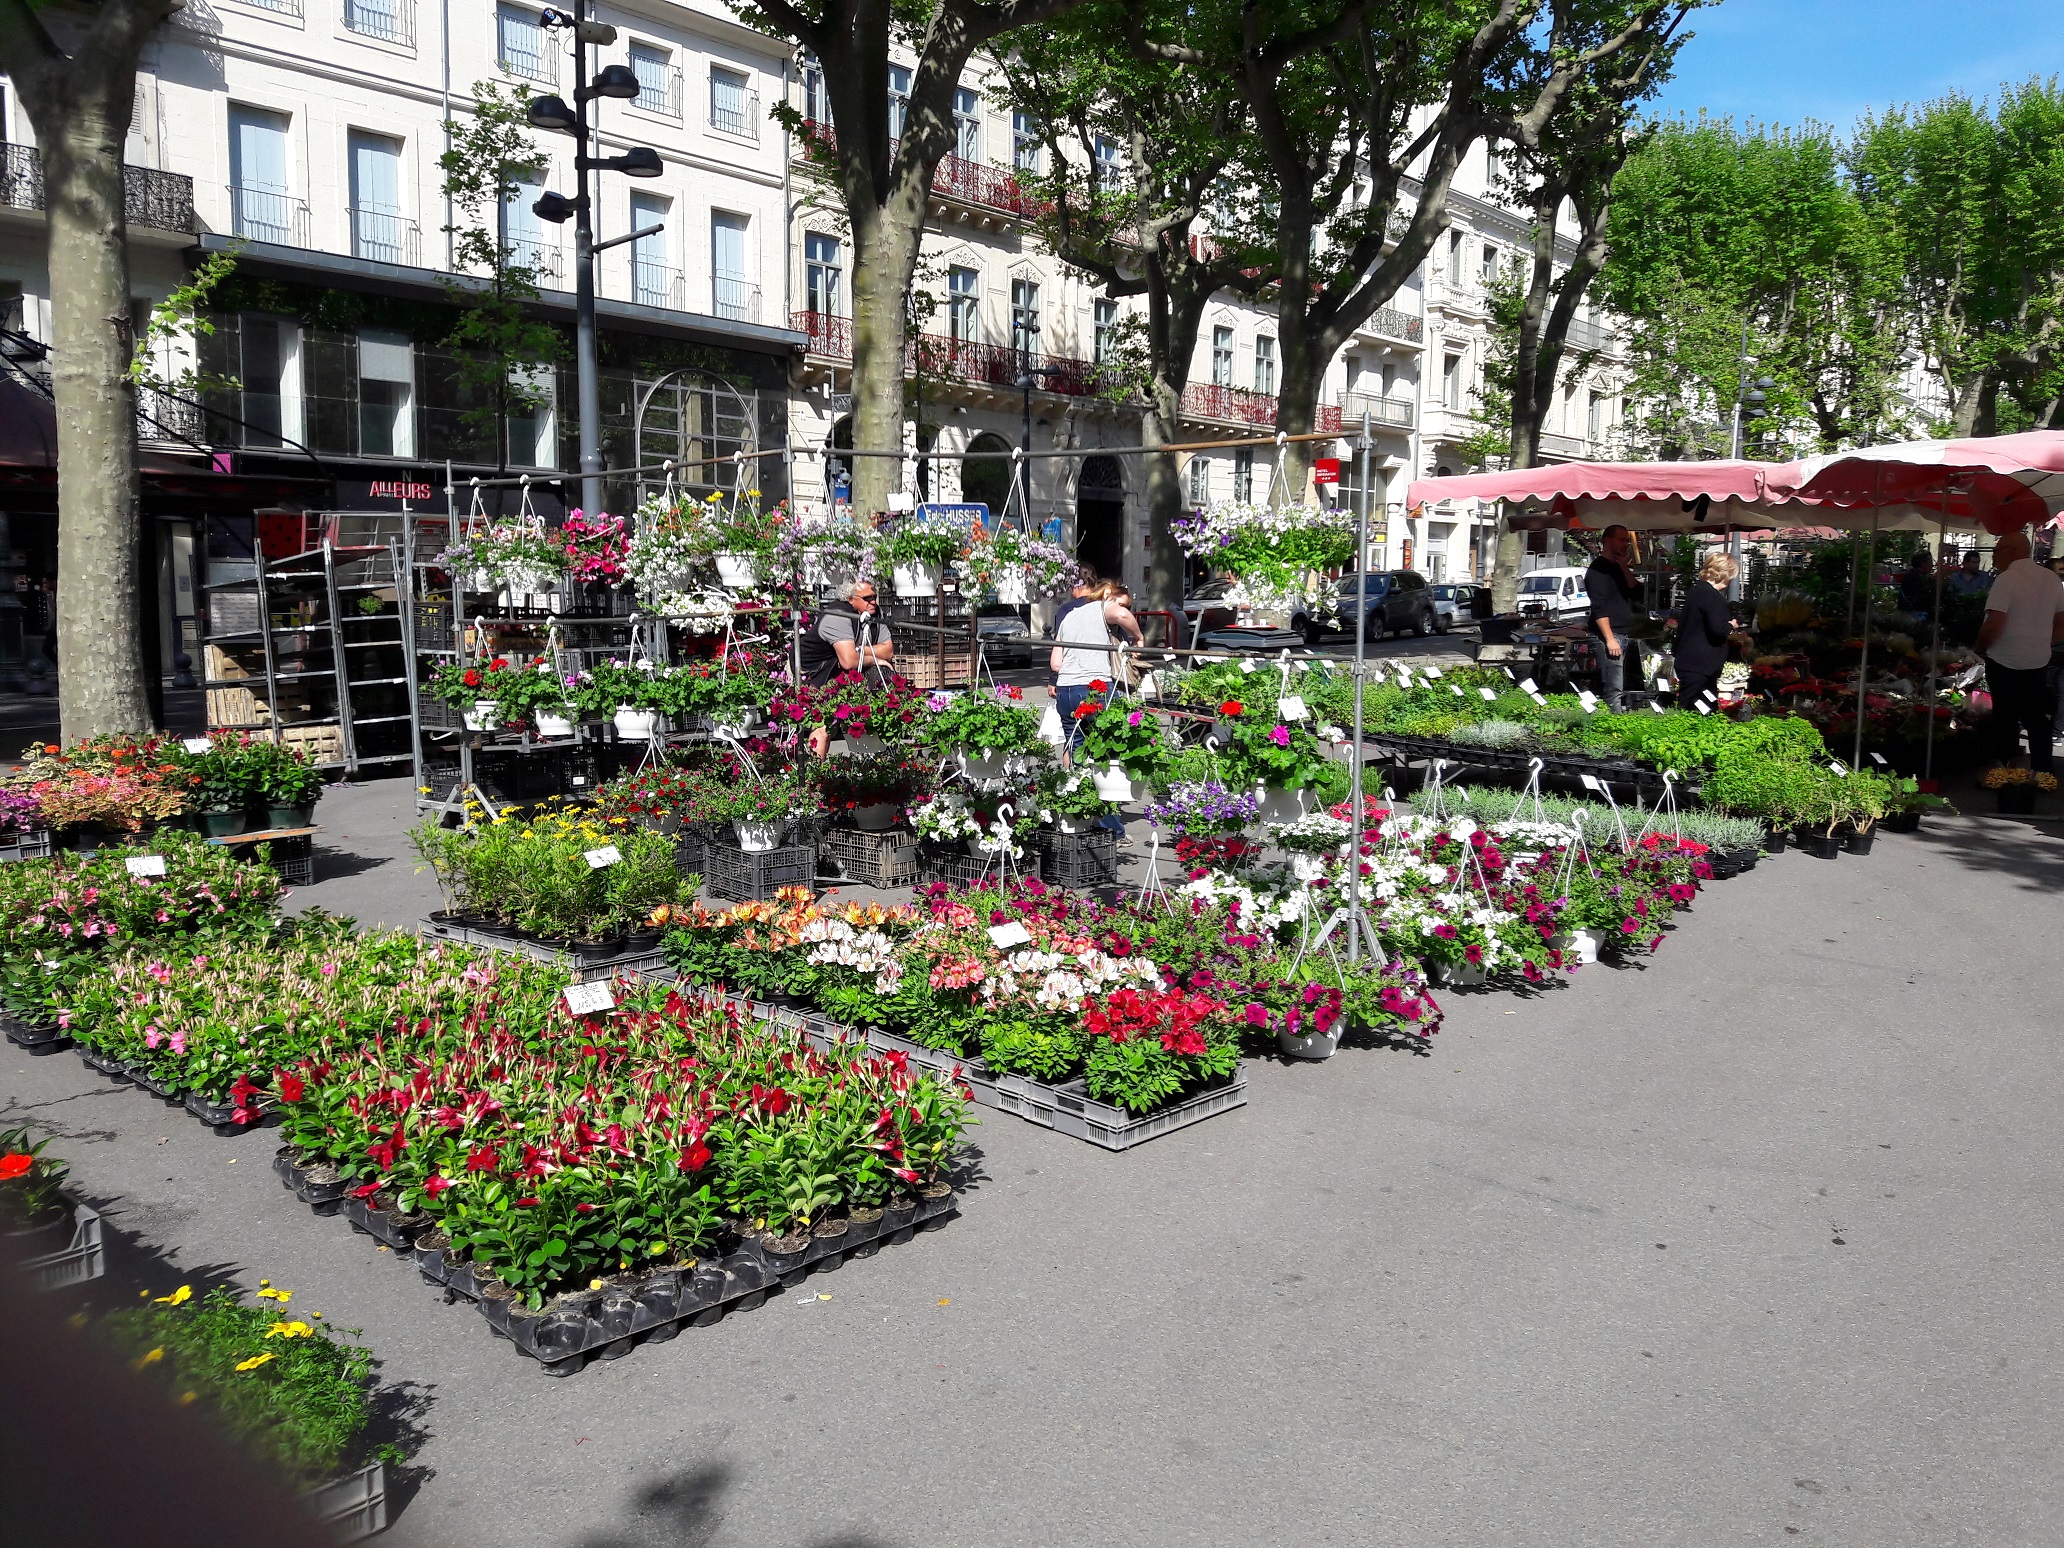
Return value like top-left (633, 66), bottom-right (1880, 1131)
top-left (6, 780), bottom-right (2064, 1547)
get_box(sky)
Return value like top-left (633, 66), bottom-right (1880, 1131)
top-left (1648, 0), bottom-right (2064, 134)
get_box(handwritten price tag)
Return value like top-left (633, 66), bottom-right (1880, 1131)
top-left (986, 921), bottom-right (1032, 949)
top-left (182, 737), bottom-right (212, 755)
top-left (584, 846), bottom-right (622, 868)
top-left (125, 855), bottom-right (167, 878)
top-left (1277, 695), bottom-right (1307, 721)
top-left (564, 982), bottom-right (615, 1016)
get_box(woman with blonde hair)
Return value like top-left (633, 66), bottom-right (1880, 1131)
top-left (1672, 549), bottom-right (1741, 711)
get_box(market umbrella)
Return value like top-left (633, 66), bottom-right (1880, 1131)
top-left (1404, 458), bottom-right (1789, 531)
top-left (1769, 431), bottom-right (2064, 534)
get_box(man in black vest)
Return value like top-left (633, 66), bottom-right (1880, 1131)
top-left (799, 577), bottom-right (895, 755)
top-left (1585, 525), bottom-right (1644, 708)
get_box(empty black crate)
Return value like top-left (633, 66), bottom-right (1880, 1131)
top-left (915, 843), bottom-right (1041, 888)
top-left (820, 828), bottom-right (921, 889)
top-left (1039, 830), bottom-right (1119, 888)
top-left (703, 840), bottom-right (817, 902)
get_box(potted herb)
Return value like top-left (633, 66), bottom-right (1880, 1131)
top-left (1073, 692), bottom-right (1170, 799)
top-left (1835, 768), bottom-right (1892, 854)
top-left (1978, 765), bottom-right (2056, 814)
top-left (1881, 775), bottom-right (1952, 832)
top-left (705, 773), bottom-right (821, 852)
top-left (880, 524), bottom-right (964, 598)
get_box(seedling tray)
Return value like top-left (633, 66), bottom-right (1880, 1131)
top-left (302, 1460), bottom-right (387, 1543)
top-left (418, 917), bottom-right (674, 984)
top-left (2, 1011), bottom-right (69, 1053)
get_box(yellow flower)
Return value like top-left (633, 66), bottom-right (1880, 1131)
top-left (133, 1346), bottom-right (165, 1370)
top-left (177, 1391), bottom-right (198, 1405)
top-left (154, 1285), bottom-right (192, 1306)
top-left (234, 1352), bottom-right (276, 1373)
top-left (263, 1320), bottom-right (313, 1339)
top-left (258, 1279), bottom-right (270, 1288)
top-left (256, 1286), bottom-right (289, 1302)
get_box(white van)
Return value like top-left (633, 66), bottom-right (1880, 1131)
top-left (1515, 566), bottom-right (1590, 621)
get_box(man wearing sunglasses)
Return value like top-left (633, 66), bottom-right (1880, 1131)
top-left (799, 576), bottom-right (896, 755)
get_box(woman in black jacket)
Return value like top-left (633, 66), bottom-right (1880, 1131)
top-left (1672, 551), bottom-right (1741, 711)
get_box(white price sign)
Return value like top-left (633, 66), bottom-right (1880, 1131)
top-left (1240, 659), bottom-right (1257, 675)
top-left (986, 921), bottom-right (1032, 949)
top-left (1449, 685), bottom-right (1464, 697)
top-left (1695, 701), bottom-right (1711, 714)
top-left (125, 855), bottom-right (167, 878)
top-left (1650, 702), bottom-right (1666, 714)
top-left (1580, 774), bottom-right (1604, 793)
top-left (1520, 677), bottom-right (1539, 694)
top-left (1869, 752), bottom-right (1888, 767)
top-left (182, 737), bottom-right (212, 755)
top-left (1423, 665), bottom-right (1443, 679)
top-left (583, 845), bottom-right (622, 868)
top-left (571, 775), bottom-right (587, 787)
top-left (1277, 695), bottom-right (1308, 721)
top-left (1578, 691), bottom-right (1599, 710)
top-left (1829, 761), bottom-right (1848, 777)
top-left (1478, 687), bottom-right (1498, 702)
top-left (1530, 691), bottom-right (1548, 706)
top-left (563, 981), bottom-right (616, 1016)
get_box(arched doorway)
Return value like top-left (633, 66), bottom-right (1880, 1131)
top-left (1076, 454), bottom-right (1125, 586)
top-left (960, 432), bottom-right (1013, 519)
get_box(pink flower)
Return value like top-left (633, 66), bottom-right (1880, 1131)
top-left (144, 1030), bottom-right (161, 1050)
top-left (1127, 710), bottom-right (1143, 727)
top-left (1268, 725), bottom-right (1291, 747)
top-left (169, 1030), bottom-right (187, 1055)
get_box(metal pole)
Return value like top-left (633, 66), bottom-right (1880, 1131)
top-left (1727, 322), bottom-right (1747, 601)
top-left (1924, 517), bottom-right (1945, 781)
top-left (1852, 510), bottom-right (1879, 771)
top-left (1019, 378), bottom-right (1033, 530)
top-left (573, 0), bottom-right (603, 520)
top-left (1347, 410), bottom-right (1371, 964)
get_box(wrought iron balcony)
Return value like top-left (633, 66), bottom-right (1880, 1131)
top-left (504, 236), bottom-right (565, 287)
top-left (1338, 390), bottom-right (1416, 430)
top-left (0, 144), bottom-right (195, 234)
top-left (349, 205), bottom-right (420, 267)
top-left (1367, 306), bottom-right (1424, 345)
top-left (788, 311), bottom-right (1103, 396)
top-left (794, 124), bottom-right (1036, 221)
top-left (793, 309), bottom-right (851, 358)
top-left (710, 87), bottom-right (759, 139)
top-left (631, 258), bottom-right (685, 311)
top-left (343, 0), bottom-right (415, 48)
top-left (227, 183), bottom-right (311, 247)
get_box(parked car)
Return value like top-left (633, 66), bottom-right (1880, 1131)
top-left (1428, 582), bottom-right (1483, 633)
top-left (1514, 566), bottom-right (1591, 621)
top-left (975, 604), bottom-right (1038, 666)
top-left (1310, 570), bottom-right (1438, 642)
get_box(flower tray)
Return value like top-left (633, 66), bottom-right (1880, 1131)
top-left (0, 829), bottom-right (54, 864)
top-left (1, 1010), bottom-right (68, 1053)
top-left (818, 827), bottom-right (922, 890)
top-left (914, 843), bottom-right (1041, 889)
top-left (22, 1200), bottom-right (106, 1292)
top-left (703, 839), bottom-right (818, 904)
top-left (1035, 828), bottom-right (1120, 889)
top-left (417, 918), bottom-right (676, 986)
top-left (302, 1460), bottom-right (387, 1543)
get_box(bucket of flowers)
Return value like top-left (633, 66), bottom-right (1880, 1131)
top-left (1171, 500), bottom-right (1353, 625)
top-left (1142, 780), bottom-right (1260, 874)
top-left (1038, 765), bottom-right (1120, 835)
top-left (881, 523), bottom-right (965, 598)
top-left (556, 508), bottom-right (630, 597)
top-left (1266, 810), bottom-right (1353, 881)
top-left (704, 771), bottom-right (822, 852)
top-left (920, 685), bottom-right (1042, 781)
top-left (709, 488), bottom-right (777, 591)
top-left (477, 655), bottom-right (577, 737)
top-left (572, 659), bottom-right (681, 739)
top-left (1071, 687), bottom-right (1170, 800)
top-left (1214, 702), bottom-right (1343, 822)
top-left (908, 790), bottom-right (1039, 858)
top-left (814, 669), bottom-right (928, 754)
top-left (626, 490), bottom-right (715, 609)
top-left (776, 504), bottom-right (876, 591)
top-left (426, 656), bottom-right (518, 730)
top-left (956, 525), bottom-right (1078, 604)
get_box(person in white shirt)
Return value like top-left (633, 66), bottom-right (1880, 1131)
top-left (1976, 529), bottom-right (2064, 775)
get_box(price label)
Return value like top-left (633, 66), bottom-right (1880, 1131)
top-left (1478, 687), bottom-right (1498, 702)
top-left (1520, 677), bottom-right (1539, 693)
top-left (564, 981), bottom-right (615, 1016)
top-left (1278, 695), bottom-right (1307, 721)
top-left (1530, 691), bottom-right (1548, 706)
top-left (572, 775), bottom-right (587, 787)
top-left (1503, 667), bottom-right (1517, 681)
top-left (1650, 702), bottom-right (1666, 714)
top-left (1868, 752), bottom-right (1888, 767)
top-left (986, 921), bottom-right (1032, 949)
top-left (584, 845), bottom-right (622, 868)
top-left (1580, 774), bottom-right (1604, 793)
top-left (1829, 761), bottom-right (1848, 777)
top-left (125, 855), bottom-right (167, 878)
top-left (1449, 685), bottom-right (1464, 697)
top-left (1578, 691), bottom-right (1599, 710)
top-left (1423, 665), bottom-right (1443, 679)
top-left (182, 737), bottom-right (212, 755)
top-left (1240, 659), bottom-right (1257, 675)
top-left (1695, 701), bottom-right (1711, 714)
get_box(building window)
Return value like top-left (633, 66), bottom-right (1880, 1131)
top-left (1093, 298), bottom-right (1117, 363)
top-left (501, 167), bottom-right (555, 281)
top-left (953, 87), bottom-right (981, 161)
top-left (1446, 229), bottom-right (1464, 286)
top-left (801, 59), bottom-right (828, 127)
top-left (1094, 135), bottom-right (1120, 172)
top-left (1013, 111), bottom-right (1042, 173)
top-left (1254, 335), bottom-right (1275, 396)
top-left (1443, 352), bottom-right (1464, 411)
top-left (1233, 446), bottom-right (1253, 502)
top-left (709, 66), bottom-right (755, 138)
top-left (357, 328), bottom-right (413, 457)
top-left (347, 130), bottom-right (409, 264)
top-left (1480, 242), bottom-right (1499, 285)
top-left (805, 232), bottom-right (842, 316)
top-left (1587, 390), bottom-right (1606, 443)
top-left (228, 105), bottom-right (297, 245)
top-left (711, 210), bottom-right (752, 320)
top-left (1010, 277), bottom-right (1040, 358)
top-left (1211, 326), bottom-right (1234, 388)
top-left (1188, 455), bottom-right (1209, 506)
top-left (949, 267), bottom-right (980, 342)
top-left (630, 43), bottom-right (678, 117)
top-left (496, 5), bottom-right (552, 83)
top-left (343, 0), bottom-right (413, 48)
top-left (887, 65), bottom-right (910, 140)
top-left (630, 192), bottom-right (673, 307)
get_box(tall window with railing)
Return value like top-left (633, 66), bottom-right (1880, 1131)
top-left (500, 168), bottom-right (555, 282)
top-left (949, 267), bottom-right (980, 342)
top-left (711, 210), bottom-right (752, 320)
top-left (1233, 446), bottom-right (1253, 502)
top-left (953, 88), bottom-right (981, 161)
top-left (1013, 112), bottom-right (1042, 173)
top-left (1443, 351), bottom-right (1464, 411)
top-left (347, 130), bottom-right (409, 265)
top-left (1093, 297), bottom-right (1117, 363)
top-left (1211, 326), bottom-right (1234, 388)
top-left (631, 42), bottom-right (679, 117)
top-left (1009, 278), bottom-right (1040, 360)
top-left (805, 232), bottom-right (842, 316)
top-left (228, 105), bottom-right (296, 246)
top-left (496, 5), bottom-right (552, 83)
top-left (1254, 335), bottom-right (1275, 395)
top-left (1188, 454), bottom-right (1209, 506)
top-left (709, 66), bottom-right (755, 138)
top-left (887, 65), bottom-right (910, 140)
top-left (801, 59), bottom-right (829, 127)
top-left (343, 0), bottom-right (413, 48)
top-left (630, 193), bottom-right (673, 308)
top-left (1446, 229), bottom-right (1464, 286)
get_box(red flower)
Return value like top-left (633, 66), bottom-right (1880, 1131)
top-left (0, 1153), bottom-right (32, 1180)
top-left (350, 1182), bottom-right (383, 1199)
top-left (1219, 700), bottom-right (1244, 716)
top-left (423, 1176), bottom-right (452, 1199)
top-left (461, 667), bottom-right (481, 688)
top-left (681, 1142), bottom-right (713, 1172)
top-left (1088, 679), bottom-right (1109, 692)
top-left (274, 1069), bottom-right (306, 1104)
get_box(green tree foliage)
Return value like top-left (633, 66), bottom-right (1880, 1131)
top-left (439, 81), bottom-right (564, 474)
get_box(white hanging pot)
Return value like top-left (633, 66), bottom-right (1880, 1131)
top-left (613, 706), bottom-right (661, 740)
top-left (1255, 785), bottom-right (1306, 825)
top-left (1434, 960), bottom-right (1487, 987)
top-left (851, 801), bottom-right (898, 831)
top-left (844, 732), bottom-right (886, 758)
top-left (1091, 762), bottom-right (1134, 802)
top-left (892, 560), bottom-right (941, 597)
top-left (467, 567), bottom-right (497, 595)
top-left (733, 818), bottom-right (783, 853)
top-left (714, 552), bottom-right (759, 589)
top-left (993, 568), bottom-right (1030, 605)
top-left (1056, 816), bottom-right (1093, 835)
top-left (463, 700), bottom-right (500, 731)
top-left (1278, 1022), bottom-right (1345, 1060)
top-left (534, 710), bottom-right (575, 739)
top-left (957, 748), bottom-right (1009, 783)
top-left (1566, 928), bottom-right (1602, 965)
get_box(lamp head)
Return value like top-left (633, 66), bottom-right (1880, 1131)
top-left (532, 190), bottom-right (578, 224)
top-left (592, 63), bottom-right (641, 99)
top-left (525, 95), bottom-right (579, 134)
top-left (614, 146), bottom-right (663, 178)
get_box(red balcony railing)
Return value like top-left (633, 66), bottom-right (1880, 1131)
top-left (1179, 380), bottom-right (1343, 433)
top-left (793, 309), bottom-right (851, 357)
top-left (790, 311), bottom-right (1103, 397)
top-left (795, 122), bottom-right (1036, 221)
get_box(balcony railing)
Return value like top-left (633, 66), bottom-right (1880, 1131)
top-left (1180, 380), bottom-right (1279, 428)
top-left (794, 309), bottom-right (851, 357)
top-left (1338, 391), bottom-right (1416, 430)
top-left (1538, 430), bottom-right (1592, 460)
top-left (794, 124), bottom-right (1036, 221)
top-left (343, 0), bottom-right (414, 47)
top-left (636, 65), bottom-right (683, 119)
top-left (349, 205), bottom-right (419, 266)
top-left (0, 144), bottom-right (195, 233)
top-left (712, 275), bottom-right (759, 323)
top-left (136, 385), bottom-right (207, 446)
top-left (710, 88), bottom-right (759, 139)
top-left (228, 183), bottom-right (311, 247)
top-left (1563, 315), bottom-right (1614, 353)
top-left (1367, 306), bottom-right (1424, 345)
top-left (504, 236), bottom-right (564, 286)
top-left (498, 30), bottom-right (556, 85)
top-left (234, 0), bottom-right (304, 16)
top-left (631, 259), bottom-right (684, 311)
top-left (788, 311), bottom-right (1103, 395)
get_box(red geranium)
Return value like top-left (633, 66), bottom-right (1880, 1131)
top-left (1219, 700), bottom-right (1243, 716)
top-left (0, 1153), bottom-right (32, 1180)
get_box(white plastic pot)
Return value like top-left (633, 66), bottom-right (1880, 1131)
top-left (463, 700), bottom-right (500, 731)
top-left (533, 710), bottom-right (575, 739)
top-left (957, 749), bottom-right (1010, 783)
top-left (1056, 816), bottom-right (1094, 835)
top-left (993, 569), bottom-right (1030, 605)
top-left (851, 802), bottom-right (899, 831)
top-left (613, 707), bottom-right (662, 740)
top-left (733, 818), bottom-right (783, 853)
top-left (714, 552), bottom-right (759, 590)
top-left (1255, 785), bottom-right (1306, 825)
top-left (891, 561), bottom-right (941, 597)
top-left (844, 732), bottom-right (886, 758)
top-left (1279, 1022), bottom-right (1345, 1060)
top-left (1434, 960), bottom-right (1487, 986)
top-left (1091, 763), bottom-right (1135, 802)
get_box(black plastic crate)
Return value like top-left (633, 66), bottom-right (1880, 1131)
top-left (672, 826), bottom-right (709, 878)
top-left (1038, 829), bottom-right (1119, 889)
top-left (0, 830), bottom-right (54, 864)
top-left (820, 827), bottom-right (921, 889)
top-left (915, 843), bottom-right (1041, 888)
top-left (704, 840), bottom-right (817, 902)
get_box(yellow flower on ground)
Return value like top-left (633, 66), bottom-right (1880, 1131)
top-left (263, 1320), bottom-right (313, 1339)
top-left (256, 1286), bottom-right (292, 1303)
top-left (234, 1352), bottom-right (276, 1373)
top-left (154, 1285), bottom-right (192, 1306)
top-left (133, 1346), bottom-right (166, 1370)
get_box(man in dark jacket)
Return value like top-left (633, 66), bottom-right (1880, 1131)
top-left (1585, 526), bottom-right (1643, 707)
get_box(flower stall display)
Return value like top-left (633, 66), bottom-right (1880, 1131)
top-left (772, 669), bottom-right (930, 752)
top-left (880, 523), bottom-right (965, 597)
top-left (955, 525), bottom-right (1078, 604)
top-left (775, 505), bottom-right (875, 590)
top-left (1143, 781), bottom-right (1262, 874)
top-left (919, 685), bottom-right (1043, 779)
top-left (0, 786), bottom-right (45, 840)
top-left (1037, 766), bottom-right (1121, 834)
top-left (556, 507), bottom-right (631, 587)
top-left (9, 733), bottom-right (196, 838)
top-left (440, 523), bottom-right (567, 599)
top-left (1212, 703), bottom-right (1346, 819)
top-left (1171, 500), bottom-right (1354, 620)
top-left (1977, 765), bottom-right (2056, 814)
top-left (700, 771), bottom-right (823, 852)
top-left (907, 791), bottom-right (1043, 859)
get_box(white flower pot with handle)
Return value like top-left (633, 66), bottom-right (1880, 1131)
top-left (463, 699), bottom-right (500, 731)
top-left (1091, 763), bottom-right (1134, 802)
top-left (1255, 785), bottom-right (1306, 825)
top-left (613, 707), bottom-right (662, 740)
top-left (843, 732), bottom-right (886, 758)
top-left (892, 561), bottom-right (941, 597)
top-left (852, 801), bottom-right (899, 831)
top-left (1279, 1022), bottom-right (1346, 1060)
top-left (714, 552), bottom-right (759, 590)
top-left (956, 749), bottom-right (1009, 783)
top-left (733, 818), bottom-right (784, 853)
top-left (1433, 960), bottom-right (1486, 986)
top-left (1568, 928), bottom-right (1602, 964)
top-left (1056, 816), bottom-right (1095, 835)
top-left (534, 710), bottom-right (575, 739)
top-left (993, 568), bottom-right (1030, 605)
top-left (466, 567), bottom-right (497, 595)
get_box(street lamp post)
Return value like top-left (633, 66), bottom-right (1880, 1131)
top-left (526, 2), bottom-right (663, 519)
top-left (1726, 324), bottom-right (1776, 600)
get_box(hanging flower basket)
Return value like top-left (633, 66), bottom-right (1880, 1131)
top-left (613, 707), bottom-right (662, 740)
top-left (733, 818), bottom-right (783, 852)
top-left (1091, 763), bottom-right (1134, 802)
top-left (463, 700), bottom-right (499, 731)
top-left (892, 561), bottom-right (941, 597)
top-left (714, 552), bottom-right (759, 590)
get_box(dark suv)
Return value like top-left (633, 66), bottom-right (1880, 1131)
top-left (1301, 570), bottom-right (1436, 643)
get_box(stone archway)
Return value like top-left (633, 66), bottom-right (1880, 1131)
top-left (1075, 454), bottom-right (1125, 586)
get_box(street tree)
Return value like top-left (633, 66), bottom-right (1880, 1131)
top-left (0, 0), bottom-right (182, 738)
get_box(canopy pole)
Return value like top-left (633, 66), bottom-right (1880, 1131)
top-left (1347, 409), bottom-right (1371, 964)
top-left (1852, 510), bottom-right (1880, 770)
top-left (1924, 517), bottom-right (1946, 781)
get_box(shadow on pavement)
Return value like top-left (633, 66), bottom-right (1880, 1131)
top-left (1908, 815), bottom-right (2064, 895)
top-left (573, 1463), bottom-right (892, 1548)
